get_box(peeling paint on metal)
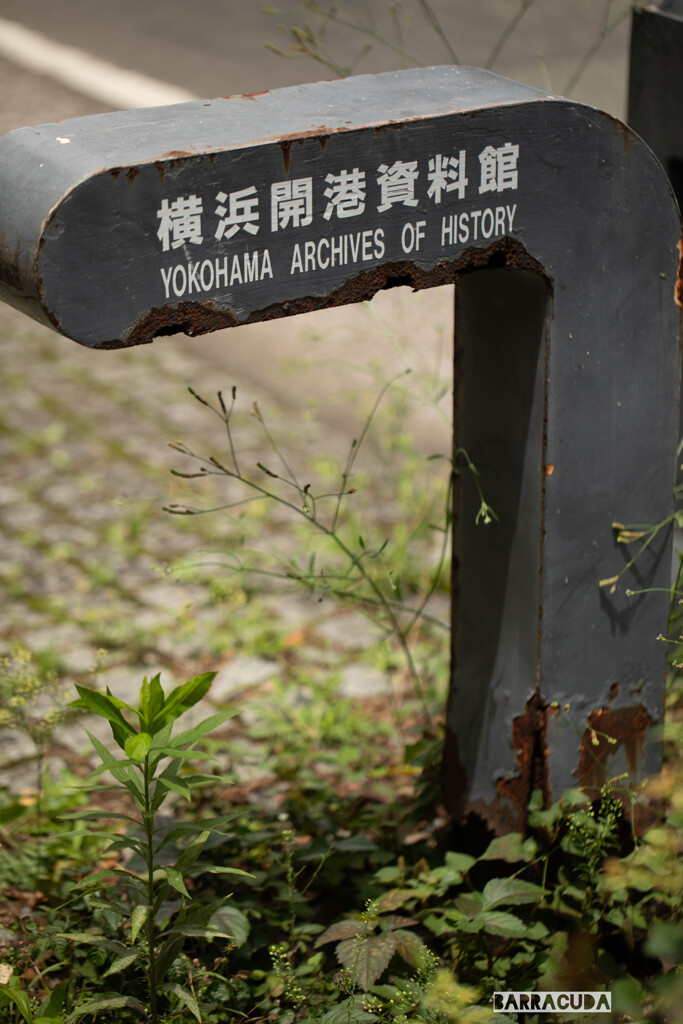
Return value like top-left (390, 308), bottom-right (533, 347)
top-left (495, 693), bottom-right (551, 833)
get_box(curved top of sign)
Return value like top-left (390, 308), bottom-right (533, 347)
top-left (0, 64), bottom-right (677, 347)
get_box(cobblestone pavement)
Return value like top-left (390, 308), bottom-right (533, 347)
top-left (1, 289), bottom-right (450, 789)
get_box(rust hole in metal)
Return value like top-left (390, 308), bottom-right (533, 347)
top-left (495, 691), bottom-right (552, 834)
top-left (575, 704), bottom-right (652, 791)
top-left (110, 236), bottom-right (548, 349)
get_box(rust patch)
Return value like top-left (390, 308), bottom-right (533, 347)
top-left (441, 725), bottom-right (520, 833)
top-left (544, 463), bottom-right (554, 476)
top-left (676, 238), bottom-right (683, 309)
top-left (280, 139), bottom-right (292, 176)
top-left (120, 300), bottom-right (238, 348)
top-left (238, 89), bottom-right (269, 100)
top-left (575, 704), bottom-right (652, 791)
top-left (609, 682), bottom-right (620, 702)
top-left (442, 692), bottom-right (553, 835)
top-left (495, 692), bottom-right (552, 833)
top-left (126, 166), bottom-right (138, 185)
top-left (277, 132), bottom-right (332, 174)
top-left (113, 236), bottom-right (549, 349)
top-left (159, 149), bottom-right (196, 159)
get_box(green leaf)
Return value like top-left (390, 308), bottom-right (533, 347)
top-left (318, 996), bottom-right (376, 1024)
top-left (157, 774), bottom-right (192, 802)
top-left (393, 929), bottom-right (425, 967)
top-left (103, 950), bottom-right (141, 977)
top-left (155, 934), bottom-right (186, 984)
top-left (40, 980), bottom-right (68, 1017)
top-left (165, 866), bottom-right (190, 898)
top-left (374, 889), bottom-right (415, 913)
top-left (60, 809), bottom-right (139, 825)
top-left (65, 993), bottom-right (146, 1022)
top-left (169, 924), bottom-right (233, 940)
top-left (57, 932), bottom-right (127, 954)
top-left (468, 910), bottom-right (528, 937)
top-left (141, 673), bottom-right (166, 732)
top-left (0, 984), bottom-right (32, 1022)
top-left (163, 672), bottom-right (216, 721)
top-left (337, 932), bottom-right (398, 989)
top-left (131, 904), bottom-right (150, 944)
top-left (167, 709), bottom-right (240, 749)
top-left (456, 891), bottom-right (483, 919)
top-left (72, 685), bottom-right (136, 741)
top-left (332, 835), bottom-right (378, 853)
top-left (173, 830), bottom-right (211, 875)
top-left (479, 833), bottom-right (536, 863)
top-left (125, 731), bottom-right (152, 761)
top-left (644, 921), bottom-right (683, 962)
top-left (380, 914), bottom-right (418, 932)
top-left (481, 877), bottom-right (546, 912)
top-left (84, 732), bottom-right (130, 783)
top-left (201, 865), bottom-right (254, 878)
top-left (159, 816), bottom-right (237, 845)
top-left (208, 904), bottom-right (250, 946)
top-left (163, 982), bottom-right (201, 1022)
top-left (71, 868), bottom-right (146, 893)
top-left (445, 851), bottom-right (476, 873)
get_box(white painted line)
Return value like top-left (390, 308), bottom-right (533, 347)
top-left (0, 16), bottom-right (200, 110)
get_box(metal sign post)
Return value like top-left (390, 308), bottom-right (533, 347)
top-left (629, 0), bottom-right (683, 468)
top-left (0, 66), bottom-right (680, 830)
top-left (629, 0), bottom-right (683, 208)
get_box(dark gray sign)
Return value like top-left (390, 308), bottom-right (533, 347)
top-left (0, 66), bottom-right (680, 829)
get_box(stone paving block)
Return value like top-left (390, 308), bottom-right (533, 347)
top-left (316, 611), bottom-right (380, 652)
top-left (210, 655), bottom-right (282, 703)
top-left (337, 663), bottom-right (395, 699)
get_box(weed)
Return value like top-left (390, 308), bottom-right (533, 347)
top-left (54, 672), bottom-right (245, 1023)
top-left (0, 647), bottom-right (73, 823)
top-left (165, 383), bottom-right (488, 724)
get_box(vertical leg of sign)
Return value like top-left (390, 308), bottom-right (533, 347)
top-left (443, 268), bottom-right (552, 831)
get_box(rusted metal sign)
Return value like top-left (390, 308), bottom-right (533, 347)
top-left (0, 66), bottom-right (680, 829)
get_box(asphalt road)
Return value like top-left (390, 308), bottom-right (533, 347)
top-left (0, 1), bottom-right (634, 449)
top-left (0, 0), bottom-right (631, 113)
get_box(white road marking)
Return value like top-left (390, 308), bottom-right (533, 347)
top-left (0, 16), bottom-right (200, 109)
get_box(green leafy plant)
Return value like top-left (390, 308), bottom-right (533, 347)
top-left (0, 974), bottom-right (68, 1024)
top-left (57, 672), bottom-right (246, 1023)
top-left (316, 898), bottom-right (425, 991)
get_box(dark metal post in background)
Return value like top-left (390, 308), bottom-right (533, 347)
top-left (629, 0), bottom-right (683, 209)
top-left (0, 67), bottom-right (680, 830)
top-left (629, 0), bottom-right (683, 459)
